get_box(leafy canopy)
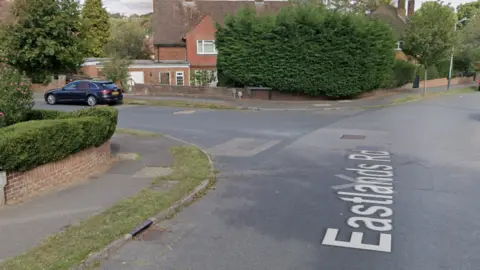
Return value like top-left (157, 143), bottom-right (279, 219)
top-left (403, 1), bottom-right (456, 68)
top-left (0, 0), bottom-right (85, 83)
top-left (106, 18), bottom-right (150, 59)
top-left (82, 0), bottom-right (110, 57)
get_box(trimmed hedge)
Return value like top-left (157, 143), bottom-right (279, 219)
top-left (216, 5), bottom-right (396, 98)
top-left (0, 107), bottom-right (118, 172)
top-left (392, 59), bottom-right (417, 87)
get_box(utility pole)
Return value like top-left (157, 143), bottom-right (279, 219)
top-left (447, 18), bottom-right (468, 90)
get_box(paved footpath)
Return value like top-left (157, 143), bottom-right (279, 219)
top-left (0, 133), bottom-right (182, 262)
top-left (121, 83), bottom-right (477, 111)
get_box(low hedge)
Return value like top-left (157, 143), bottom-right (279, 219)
top-left (0, 107), bottom-right (118, 172)
top-left (392, 59), bottom-right (417, 87)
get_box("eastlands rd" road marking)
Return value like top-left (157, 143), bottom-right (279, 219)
top-left (322, 150), bottom-right (394, 253)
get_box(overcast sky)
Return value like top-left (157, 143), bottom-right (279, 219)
top-left (78, 0), bottom-right (477, 16)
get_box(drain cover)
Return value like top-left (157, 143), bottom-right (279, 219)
top-left (341, 134), bottom-right (366, 140)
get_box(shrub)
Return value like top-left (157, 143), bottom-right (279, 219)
top-left (392, 59), bottom-right (417, 87)
top-left (216, 5), bottom-right (396, 98)
top-left (0, 57), bottom-right (34, 126)
top-left (0, 107), bottom-right (118, 172)
top-left (416, 65), bottom-right (440, 80)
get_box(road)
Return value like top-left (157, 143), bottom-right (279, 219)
top-left (35, 92), bottom-right (480, 270)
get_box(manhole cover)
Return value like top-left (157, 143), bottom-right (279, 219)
top-left (341, 134), bottom-right (366, 140)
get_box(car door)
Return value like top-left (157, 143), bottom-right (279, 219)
top-left (58, 81), bottom-right (78, 101)
top-left (71, 81), bottom-right (90, 102)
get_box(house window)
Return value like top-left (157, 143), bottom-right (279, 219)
top-left (197, 40), bottom-right (217, 55)
top-left (396, 41), bottom-right (404, 51)
top-left (176, 71), bottom-right (184, 86)
top-left (159, 72), bottom-right (170, 85)
top-left (192, 70), bottom-right (217, 86)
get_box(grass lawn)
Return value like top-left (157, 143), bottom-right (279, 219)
top-left (115, 128), bottom-right (163, 137)
top-left (0, 145), bottom-right (211, 270)
top-left (391, 87), bottom-right (477, 104)
top-left (123, 98), bottom-right (238, 110)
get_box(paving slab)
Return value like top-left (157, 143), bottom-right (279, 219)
top-left (0, 133), bottom-right (183, 262)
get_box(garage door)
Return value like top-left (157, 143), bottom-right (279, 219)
top-left (128, 71), bottom-right (145, 85)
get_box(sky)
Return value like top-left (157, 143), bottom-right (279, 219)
top-left (78, 0), bottom-right (477, 16)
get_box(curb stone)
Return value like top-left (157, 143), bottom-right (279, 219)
top-left (75, 133), bottom-right (215, 270)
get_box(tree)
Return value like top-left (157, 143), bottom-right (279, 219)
top-left (457, 1), bottom-right (480, 27)
top-left (81, 0), bottom-right (110, 57)
top-left (0, 57), bottom-right (33, 126)
top-left (328, 0), bottom-right (394, 14)
top-left (457, 15), bottom-right (480, 69)
top-left (105, 18), bottom-right (150, 59)
top-left (0, 0), bottom-right (85, 83)
top-left (403, 1), bottom-right (456, 94)
top-left (103, 58), bottom-right (132, 91)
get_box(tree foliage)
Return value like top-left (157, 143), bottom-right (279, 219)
top-left (216, 4), bottom-right (396, 98)
top-left (457, 1), bottom-right (480, 25)
top-left (328, 0), bottom-right (394, 14)
top-left (403, 1), bottom-right (455, 91)
top-left (106, 18), bottom-right (151, 59)
top-left (457, 15), bottom-right (480, 66)
top-left (103, 58), bottom-right (132, 90)
top-left (81, 0), bottom-right (110, 57)
top-left (0, 57), bottom-right (33, 127)
top-left (0, 0), bottom-right (85, 83)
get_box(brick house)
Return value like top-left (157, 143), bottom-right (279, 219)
top-left (81, 0), bottom-right (289, 87)
top-left (151, 0), bottom-right (289, 86)
top-left (371, 0), bottom-right (415, 61)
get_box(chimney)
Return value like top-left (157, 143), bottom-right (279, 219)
top-left (407, 0), bottom-right (415, 18)
top-left (397, 0), bottom-right (406, 19)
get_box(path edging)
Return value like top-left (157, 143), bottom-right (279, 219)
top-left (75, 133), bottom-right (215, 270)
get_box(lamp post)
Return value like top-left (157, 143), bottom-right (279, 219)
top-left (447, 17), bottom-right (468, 90)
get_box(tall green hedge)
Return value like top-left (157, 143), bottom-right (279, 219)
top-left (0, 107), bottom-right (118, 172)
top-left (216, 5), bottom-right (396, 98)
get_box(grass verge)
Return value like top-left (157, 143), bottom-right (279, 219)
top-left (0, 145), bottom-right (211, 270)
top-left (123, 98), bottom-right (238, 110)
top-left (391, 87), bottom-right (476, 104)
top-left (115, 128), bottom-right (163, 137)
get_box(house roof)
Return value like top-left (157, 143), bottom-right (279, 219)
top-left (0, 0), bottom-right (12, 24)
top-left (370, 4), bottom-right (407, 39)
top-left (153, 0), bottom-right (290, 45)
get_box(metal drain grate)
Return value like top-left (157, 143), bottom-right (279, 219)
top-left (341, 134), bottom-right (366, 140)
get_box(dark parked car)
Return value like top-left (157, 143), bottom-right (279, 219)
top-left (44, 80), bottom-right (123, 107)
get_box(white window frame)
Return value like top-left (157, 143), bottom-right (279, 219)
top-left (176, 71), bottom-right (184, 86)
top-left (396, 41), bottom-right (404, 51)
top-left (159, 72), bottom-right (171, 85)
top-left (197, 40), bottom-right (218, 55)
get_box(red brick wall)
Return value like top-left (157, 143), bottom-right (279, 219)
top-left (82, 65), bottom-right (100, 78)
top-left (31, 77), bottom-right (67, 93)
top-left (4, 141), bottom-right (111, 205)
top-left (129, 67), bottom-right (190, 85)
top-left (157, 47), bottom-right (187, 61)
top-left (186, 16), bottom-right (217, 67)
top-left (131, 84), bottom-right (326, 100)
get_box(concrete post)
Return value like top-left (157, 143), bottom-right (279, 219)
top-left (0, 171), bottom-right (6, 205)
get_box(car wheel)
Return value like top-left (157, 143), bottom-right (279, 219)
top-left (46, 94), bottom-right (56, 105)
top-left (87, 96), bottom-right (97, 107)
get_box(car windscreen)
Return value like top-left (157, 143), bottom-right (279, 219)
top-left (100, 83), bottom-right (119, 90)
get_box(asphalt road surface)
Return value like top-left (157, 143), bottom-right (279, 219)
top-left (35, 92), bottom-right (480, 270)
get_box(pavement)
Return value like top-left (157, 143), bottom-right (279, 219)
top-left (0, 133), bottom-right (182, 262)
top-left (120, 83), bottom-right (478, 110)
top-left (24, 89), bottom-right (480, 269)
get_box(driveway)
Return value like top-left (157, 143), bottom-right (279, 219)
top-left (34, 92), bottom-right (480, 270)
